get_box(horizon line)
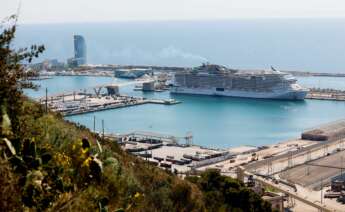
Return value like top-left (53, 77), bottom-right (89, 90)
top-left (16, 16), bottom-right (345, 25)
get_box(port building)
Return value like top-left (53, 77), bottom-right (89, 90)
top-left (142, 81), bottom-right (155, 91)
top-left (301, 119), bottom-right (345, 141)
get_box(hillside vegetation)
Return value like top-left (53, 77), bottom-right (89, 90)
top-left (0, 16), bottom-right (273, 212)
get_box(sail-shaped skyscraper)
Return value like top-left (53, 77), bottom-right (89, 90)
top-left (73, 35), bottom-right (87, 65)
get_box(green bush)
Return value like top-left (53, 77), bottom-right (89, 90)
top-left (186, 169), bottom-right (273, 212)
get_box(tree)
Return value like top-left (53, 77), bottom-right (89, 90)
top-left (0, 15), bottom-right (44, 137)
top-left (186, 169), bottom-right (273, 212)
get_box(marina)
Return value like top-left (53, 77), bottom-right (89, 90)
top-left (39, 89), bottom-right (180, 116)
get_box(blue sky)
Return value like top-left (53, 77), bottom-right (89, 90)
top-left (2, 0), bottom-right (345, 23)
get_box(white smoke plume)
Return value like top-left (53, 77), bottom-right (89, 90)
top-left (158, 46), bottom-right (208, 62)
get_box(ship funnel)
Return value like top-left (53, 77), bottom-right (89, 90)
top-left (271, 66), bottom-right (278, 72)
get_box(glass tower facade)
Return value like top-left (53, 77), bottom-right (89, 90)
top-left (73, 35), bottom-right (87, 65)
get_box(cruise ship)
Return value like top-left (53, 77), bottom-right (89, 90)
top-left (170, 64), bottom-right (308, 100)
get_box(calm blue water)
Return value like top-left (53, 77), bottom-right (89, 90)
top-left (24, 76), bottom-right (345, 148)
top-left (15, 19), bottom-right (345, 73)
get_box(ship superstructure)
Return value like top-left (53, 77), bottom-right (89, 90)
top-left (114, 68), bottom-right (152, 79)
top-left (171, 64), bottom-right (308, 100)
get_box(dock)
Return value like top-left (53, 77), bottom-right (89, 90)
top-left (41, 94), bottom-right (181, 116)
top-left (306, 88), bottom-right (345, 101)
top-left (38, 81), bottom-right (181, 116)
top-left (64, 98), bottom-right (180, 116)
top-left (105, 130), bottom-right (230, 172)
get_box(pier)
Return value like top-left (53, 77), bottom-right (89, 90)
top-left (64, 98), bottom-right (180, 116)
top-left (41, 93), bottom-right (180, 116)
top-left (39, 82), bottom-right (180, 116)
top-left (306, 88), bottom-right (345, 101)
top-left (105, 130), bottom-right (230, 172)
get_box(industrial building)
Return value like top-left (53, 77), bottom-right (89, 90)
top-left (301, 120), bottom-right (345, 141)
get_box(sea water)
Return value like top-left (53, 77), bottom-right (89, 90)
top-left (24, 76), bottom-right (345, 148)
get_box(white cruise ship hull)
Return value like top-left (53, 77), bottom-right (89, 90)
top-left (170, 87), bottom-right (308, 100)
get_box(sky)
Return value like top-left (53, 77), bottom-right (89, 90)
top-left (2, 0), bottom-right (345, 24)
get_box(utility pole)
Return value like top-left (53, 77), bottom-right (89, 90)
top-left (93, 116), bottom-right (96, 133)
top-left (321, 178), bottom-right (323, 206)
top-left (340, 156), bottom-right (344, 180)
top-left (45, 87), bottom-right (48, 113)
top-left (306, 150), bottom-right (311, 176)
top-left (288, 152), bottom-right (293, 168)
top-left (267, 161), bottom-right (272, 176)
top-left (102, 119), bottom-right (104, 140)
top-left (323, 144), bottom-right (328, 156)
